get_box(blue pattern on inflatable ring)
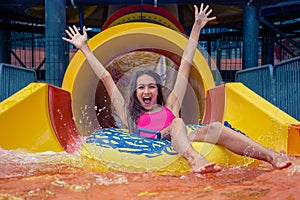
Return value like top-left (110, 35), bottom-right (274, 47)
top-left (85, 128), bottom-right (177, 158)
top-left (84, 123), bottom-right (246, 160)
top-left (85, 124), bottom-right (208, 158)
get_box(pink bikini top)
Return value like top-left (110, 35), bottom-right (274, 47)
top-left (136, 106), bottom-right (176, 139)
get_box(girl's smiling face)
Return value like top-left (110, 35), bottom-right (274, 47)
top-left (136, 74), bottom-right (158, 111)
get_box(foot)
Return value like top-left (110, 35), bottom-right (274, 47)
top-left (184, 149), bottom-right (222, 174)
top-left (191, 162), bottom-right (222, 174)
top-left (270, 151), bottom-right (292, 169)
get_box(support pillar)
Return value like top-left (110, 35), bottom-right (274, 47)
top-left (0, 20), bottom-right (10, 63)
top-left (45, 0), bottom-right (66, 86)
top-left (242, 5), bottom-right (259, 69)
top-left (0, 31), bottom-right (7, 63)
top-left (261, 26), bottom-right (275, 66)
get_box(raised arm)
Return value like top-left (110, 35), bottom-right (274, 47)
top-left (62, 26), bottom-right (128, 127)
top-left (166, 4), bottom-right (216, 116)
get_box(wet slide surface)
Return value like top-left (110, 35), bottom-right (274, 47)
top-left (0, 148), bottom-right (299, 200)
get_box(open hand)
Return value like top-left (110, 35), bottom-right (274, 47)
top-left (194, 3), bottom-right (216, 29)
top-left (62, 25), bottom-right (88, 49)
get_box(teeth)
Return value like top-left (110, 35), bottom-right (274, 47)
top-left (143, 97), bottom-right (151, 104)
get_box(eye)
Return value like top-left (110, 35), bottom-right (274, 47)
top-left (149, 84), bottom-right (157, 89)
top-left (137, 85), bottom-right (144, 90)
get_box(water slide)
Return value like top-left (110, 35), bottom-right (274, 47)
top-left (0, 22), bottom-right (299, 161)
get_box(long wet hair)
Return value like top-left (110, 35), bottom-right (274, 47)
top-left (127, 69), bottom-right (165, 132)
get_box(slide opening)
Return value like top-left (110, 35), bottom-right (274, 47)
top-left (94, 50), bottom-right (206, 130)
top-left (62, 23), bottom-right (214, 136)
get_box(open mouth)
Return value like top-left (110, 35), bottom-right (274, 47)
top-left (143, 97), bottom-right (152, 105)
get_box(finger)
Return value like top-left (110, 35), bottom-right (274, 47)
top-left (194, 5), bottom-right (198, 14)
top-left (73, 25), bottom-right (80, 34)
top-left (206, 9), bottom-right (213, 17)
top-left (200, 3), bottom-right (203, 12)
top-left (83, 26), bottom-right (88, 37)
top-left (62, 37), bottom-right (71, 43)
top-left (65, 29), bottom-right (72, 38)
top-left (207, 16), bottom-right (217, 22)
top-left (68, 26), bottom-right (76, 36)
top-left (203, 5), bottom-right (209, 13)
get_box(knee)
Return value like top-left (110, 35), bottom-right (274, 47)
top-left (171, 118), bottom-right (184, 127)
top-left (168, 118), bottom-right (185, 136)
top-left (207, 121), bottom-right (223, 135)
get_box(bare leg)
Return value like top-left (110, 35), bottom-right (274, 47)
top-left (167, 118), bottom-right (221, 173)
top-left (188, 122), bottom-right (292, 169)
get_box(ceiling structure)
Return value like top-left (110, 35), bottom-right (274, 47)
top-left (0, 0), bottom-right (300, 40)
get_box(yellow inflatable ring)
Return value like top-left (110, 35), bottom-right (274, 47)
top-left (80, 124), bottom-right (254, 174)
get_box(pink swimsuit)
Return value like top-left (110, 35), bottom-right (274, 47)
top-left (136, 106), bottom-right (175, 139)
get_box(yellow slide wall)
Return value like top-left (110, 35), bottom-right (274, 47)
top-left (0, 83), bottom-right (63, 152)
top-left (223, 83), bottom-right (299, 153)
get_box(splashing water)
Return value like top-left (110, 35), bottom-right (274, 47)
top-left (1, 146), bottom-right (300, 200)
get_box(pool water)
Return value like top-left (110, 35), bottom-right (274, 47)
top-left (1, 147), bottom-right (300, 200)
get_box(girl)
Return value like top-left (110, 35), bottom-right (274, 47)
top-left (63, 4), bottom-right (291, 174)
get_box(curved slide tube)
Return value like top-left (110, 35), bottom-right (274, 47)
top-left (62, 22), bottom-right (215, 136)
top-left (102, 5), bottom-right (185, 33)
top-left (0, 22), bottom-right (299, 173)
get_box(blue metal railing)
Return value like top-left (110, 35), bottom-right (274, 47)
top-left (274, 57), bottom-right (300, 120)
top-left (235, 56), bottom-right (300, 120)
top-left (0, 63), bottom-right (37, 102)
